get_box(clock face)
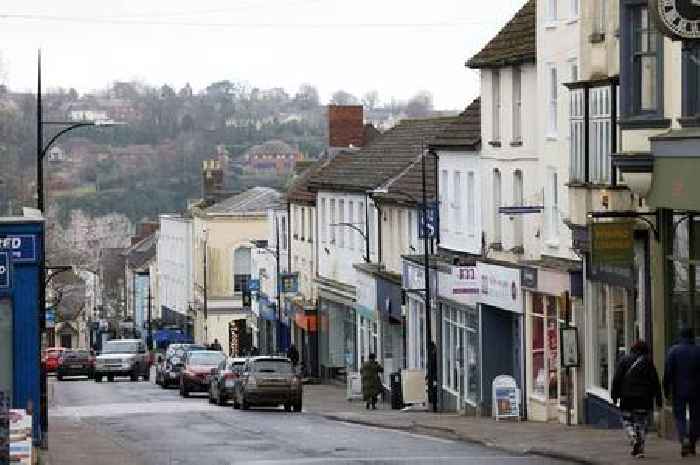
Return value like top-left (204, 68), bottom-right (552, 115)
top-left (652, 0), bottom-right (700, 40)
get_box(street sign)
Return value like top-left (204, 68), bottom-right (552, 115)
top-left (0, 253), bottom-right (9, 289)
top-left (417, 203), bottom-right (438, 239)
top-left (45, 309), bottom-right (55, 329)
top-left (248, 279), bottom-right (260, 292)
top-left (0, 235), bottom-right (36, 263)
top-left (279, 273), bottom-right (299, 294)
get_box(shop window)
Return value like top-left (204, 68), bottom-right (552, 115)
top-left (667, 214), bottom-right (700, 345)
top-left (532, 295), bottom-right (546, 397)
top-left (0, 298), bottom-right (12, 400)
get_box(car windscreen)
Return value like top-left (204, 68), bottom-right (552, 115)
top-left (254, 360), bottom-right (292, 374)
top-left (102, 341), bottom-right (141, 354)
top-left (188, 353), bottom-right (225, 366)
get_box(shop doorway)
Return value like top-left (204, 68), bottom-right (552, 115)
top-left (481, 305), bottom-right (520, 416)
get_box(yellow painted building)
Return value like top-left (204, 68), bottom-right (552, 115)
top-left (191, 187), bottom-right (282, 352)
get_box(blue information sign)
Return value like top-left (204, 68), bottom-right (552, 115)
top-left (0, 235), bottom-right (37, 262)
top-left (417, 203), bottom-right (438, 239)
top-left (0, 253), bottom-right (9, 289)
top-left (248, 279), bottom-right (260, 292)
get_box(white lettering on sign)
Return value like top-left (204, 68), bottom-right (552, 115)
top-left (0, 238), bottom-right (21, 250)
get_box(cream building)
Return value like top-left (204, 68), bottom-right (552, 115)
top-left (191, 187), bottom-right (282, 352)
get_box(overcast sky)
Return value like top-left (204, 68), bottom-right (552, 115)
top-left (0, 0), bottom-right (525, 109)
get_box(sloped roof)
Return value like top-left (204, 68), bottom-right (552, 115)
top-left (286, 157), bottom-right (345, 205)
top-left (466, 0), bottom-right (536, 69)
top-left (307, 116), bottom-right (461, 198)
top-left (126, 232), bottom-right (158, 270)
top-left (430, 98), bottom-right (481, 150)
top-left (205, 187), bottom-right (281, 215)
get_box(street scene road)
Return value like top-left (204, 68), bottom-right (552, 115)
top-left (48, 375), bottom-right (574, 465)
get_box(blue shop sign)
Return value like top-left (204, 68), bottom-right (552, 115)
top-left (0, 235), bottom-right (37, 263)
top-left (0, 253), bottom-right (9, 289)
top-left (248, 279), bottom-right (260, 292)
top-left (417, 203), bottom-right (438, 239)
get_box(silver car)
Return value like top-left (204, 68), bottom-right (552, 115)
top-left (94, 339), bottom-right (149, 382)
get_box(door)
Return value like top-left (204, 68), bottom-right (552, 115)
top-left (481, 305), bottom-right (517, 416)
top-left (60, 334), bottom-right (72, 349)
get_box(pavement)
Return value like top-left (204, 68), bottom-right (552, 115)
top-left (42, 373), bottom-right (573, 465)
top-left (302, 384), bottom-right (691, 465)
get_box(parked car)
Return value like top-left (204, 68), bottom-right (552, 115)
top-left (42, 347), bottom-right (66, 373)
top-left (208, 357), bottom-right (247, 406)
top-left (179, 350), bottom-right (226, 397)
top-left (157, 344), bottom-right (207, 388)
top-left (94, 339), bottom-right (150, 382)
top-left (233, 356), bottom-right (302, 412)
top-left (56, 349), bottom-right (95, 380)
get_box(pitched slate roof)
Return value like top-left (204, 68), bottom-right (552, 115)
top-left (286, 160), bottom-right (327, 205)
top-left (204, 186), bottom-right (281, 215)
top-left (126, 232), bottom-right (158, 270)
top-left (307, 116), bottom-right (461, 200)
top-left (430, 98), bottom-right (481, 150)
top-left (466, 0), bottom-right (536, 69)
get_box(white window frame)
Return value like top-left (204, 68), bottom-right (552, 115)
top-left (348, 200), bottom-right (355, 250)
top-left (513, 170), bottom-right (524, 247)
top-left (569, 0), bottom-right (579, 20)
top-left (338, 199), bottom-right (345, 248)
top-left (569, 88), bottom-right (585, 182)
top-left (452, 171), bottom-right (462, 232)
top-left (320, 199), bottom-right (327, 244)
top-left (330, 199), bottom-right (336, 246)
top-left (493, 169), bottom-right (502, 244)
top-left (545, 168), bottom-right (560, 244)
top-left (492, 70), bottom-right (501, 142)
top-left (440, 169), bottom-right (449, 233)
top-left (590, 86), bottom-right (612, 184)
top-left (301, 207), bottom-right (306, 240)
top-left (467, 171), bottom-right (476, 236)
top-left (547, 64), bottom-right (559, 137)
top-left (512, 66), bottom-right (522, 143)
top-left (547, 0), bottom-right (558, 22)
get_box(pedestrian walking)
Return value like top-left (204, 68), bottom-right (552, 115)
top-left (612, 340), bottom-right (662, 458)
top-left (209, 339), bottom-right (222, 351)
top-left (360, 353), bottom-right (383, 410)
top-left (287, 344), bottom-right (299, 368)
top-left (664, 327), bottom-right (700, 457)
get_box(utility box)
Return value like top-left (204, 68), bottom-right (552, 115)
top-left (390, 371), bottom-right (403, 409)
top-left (0, 218), bottom-right (45, 444)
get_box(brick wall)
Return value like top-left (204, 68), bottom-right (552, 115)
top-left (328, 105), bottom-right (364, 148)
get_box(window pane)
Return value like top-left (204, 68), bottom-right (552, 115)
top-left (640, 55), bottom-right (657, 111)
top-left (594, 285), bottom-right (609, 390)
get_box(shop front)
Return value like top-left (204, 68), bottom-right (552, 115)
top-left (317, 281), bottom-right (357, 381)
top-left (253, 293), bottom-right (278, 355)
top-left (355, 270), bottom-right (379, 369)
top-left (476, 261), bottom-right (523, 417)
top-left (0, 218), bottom-right (44, 443)
top-left (402, 258), bottom-right (438, 372)
top-left (376, 274), bottom-right (404, 385)
top-left (437, 263), bottom-right (480, 413)
top-left (521, 263), bottom-right (583, 424)
top-left (582, 221), bottom-right (650, 428)
top-left (289, 297), bottom-right (318, 377)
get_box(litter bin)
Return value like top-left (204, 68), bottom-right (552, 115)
top-left (390, 371), bottom-right (403, 410)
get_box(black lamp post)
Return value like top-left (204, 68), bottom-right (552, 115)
top-left (36, 50), bottom-right (122, 446)
top-left (369, 147), bottom-right (438, 412)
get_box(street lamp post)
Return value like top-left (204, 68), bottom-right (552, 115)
top-left (35, 50), bottom-right (123, 446)
top-left (369, 147), bottom-right (438, 412)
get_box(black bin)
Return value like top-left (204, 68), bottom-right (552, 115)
top-left (390, 371), bottom-right (403, 410)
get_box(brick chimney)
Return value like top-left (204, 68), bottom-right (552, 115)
top-left (202, 159), bottom-right (224, 202)
top-left (328, 105), bottom-right (364, 148)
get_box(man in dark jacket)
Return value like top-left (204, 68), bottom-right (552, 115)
top-left (664, 327), bottom-right (700, 457)
top-left (360, 353), bottom-right (383, 410)
top-left (612, 340), bottom-right (662, 458)
top-left (287, 344), bottom-right (299, 368)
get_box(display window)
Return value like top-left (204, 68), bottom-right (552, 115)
top-left (442, 304), bottom-right (480, 406)
top-left (408, 298), bottom-right (426, 369)
top-left (667, 214), bottom-right (700, 346)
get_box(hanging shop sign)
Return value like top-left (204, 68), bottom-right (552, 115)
top-left (248, 279), bottom-right (260, 292)
top-left (477, 262), bottom-right (522, 313)
top-left (417, 202), bottom-right (438, 239)
top-left (355, 271), bottom-right (377, 320)
top-left (0, 235), bottom-right (36, 263)
top-left (45, 309), bottom-right (56, 329)
top-left (589, 221), bottom-right (634, 288)
top-left (279, 273), bottom-right (299, 294)
top-left (0, 253), bottom-right (9, 289)
top-left (560, 327), bottom-right (580, 368)
top-left (520, 266), bottom-right (538, 290)
top-left (492, 375), bottom-right (521, 421)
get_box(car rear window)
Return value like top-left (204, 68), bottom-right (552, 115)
top-left (229, 361), bottom-right (245, 372)
top-left (65, 350), bottom-right (90, 357)
top-left (254, 360), bottom-right (292, 374)
top-left (189, 352), bottom-right (225, 366)
top-left (103, 341), bottom-right (141, 354)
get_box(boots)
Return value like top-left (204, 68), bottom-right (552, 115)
top-left (682, 438), bottom-right (691, 458)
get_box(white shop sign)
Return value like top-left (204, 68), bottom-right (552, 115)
top-left (477, 262), bottom-right (522, 313)
top-left (438, 265), bottom-right (479, 306)
top-left (355, 271), bottom-right (377, 319)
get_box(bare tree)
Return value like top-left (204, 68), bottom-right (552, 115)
top-left (362, 90), bottom-right (380, 110)
top-left (329, 89), bottom-right (360, 106)
top-left (405, 90), bottom-right (434, 118)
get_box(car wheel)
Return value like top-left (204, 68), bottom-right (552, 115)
top-left (130, 367), bottom-right (139, 382)
top-left (208, 387), bottom-right (215, 404)
top-left (217, 391), bottom-right (226, 407)
top-left (180, 382), bottom-right (189, 398)
top-left (94, 375), bottom-right (102, 382)
top-left (107, 375), bottom-right (114, 382)
top-left (241, 396), bottom-right (249, 410)
top-left (232, 398), bottom-right (241, 409)
top-left (160, 380), bottom-right (167, 389)
top-left (57, 374), bottom-right (63, 381)
top-left (293, 401), bottom-right (302, 412)
top-left (284, 403), bottom-right (292, 412)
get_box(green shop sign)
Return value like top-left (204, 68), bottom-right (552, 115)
top-left (589, 222), bottom-right (635, 288)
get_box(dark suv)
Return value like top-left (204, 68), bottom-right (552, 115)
top-left (56, 349), bottom-right (94, 380)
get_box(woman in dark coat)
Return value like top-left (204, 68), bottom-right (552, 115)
top-left (360, 353), bottom-right (383, 410)
top-left (612, 340), bottom-right (663, 458)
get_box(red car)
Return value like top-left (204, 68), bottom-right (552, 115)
top-left (42, 347), bottom-right (67, 373)
top-left (179, 350), bottom-right (226, 397)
